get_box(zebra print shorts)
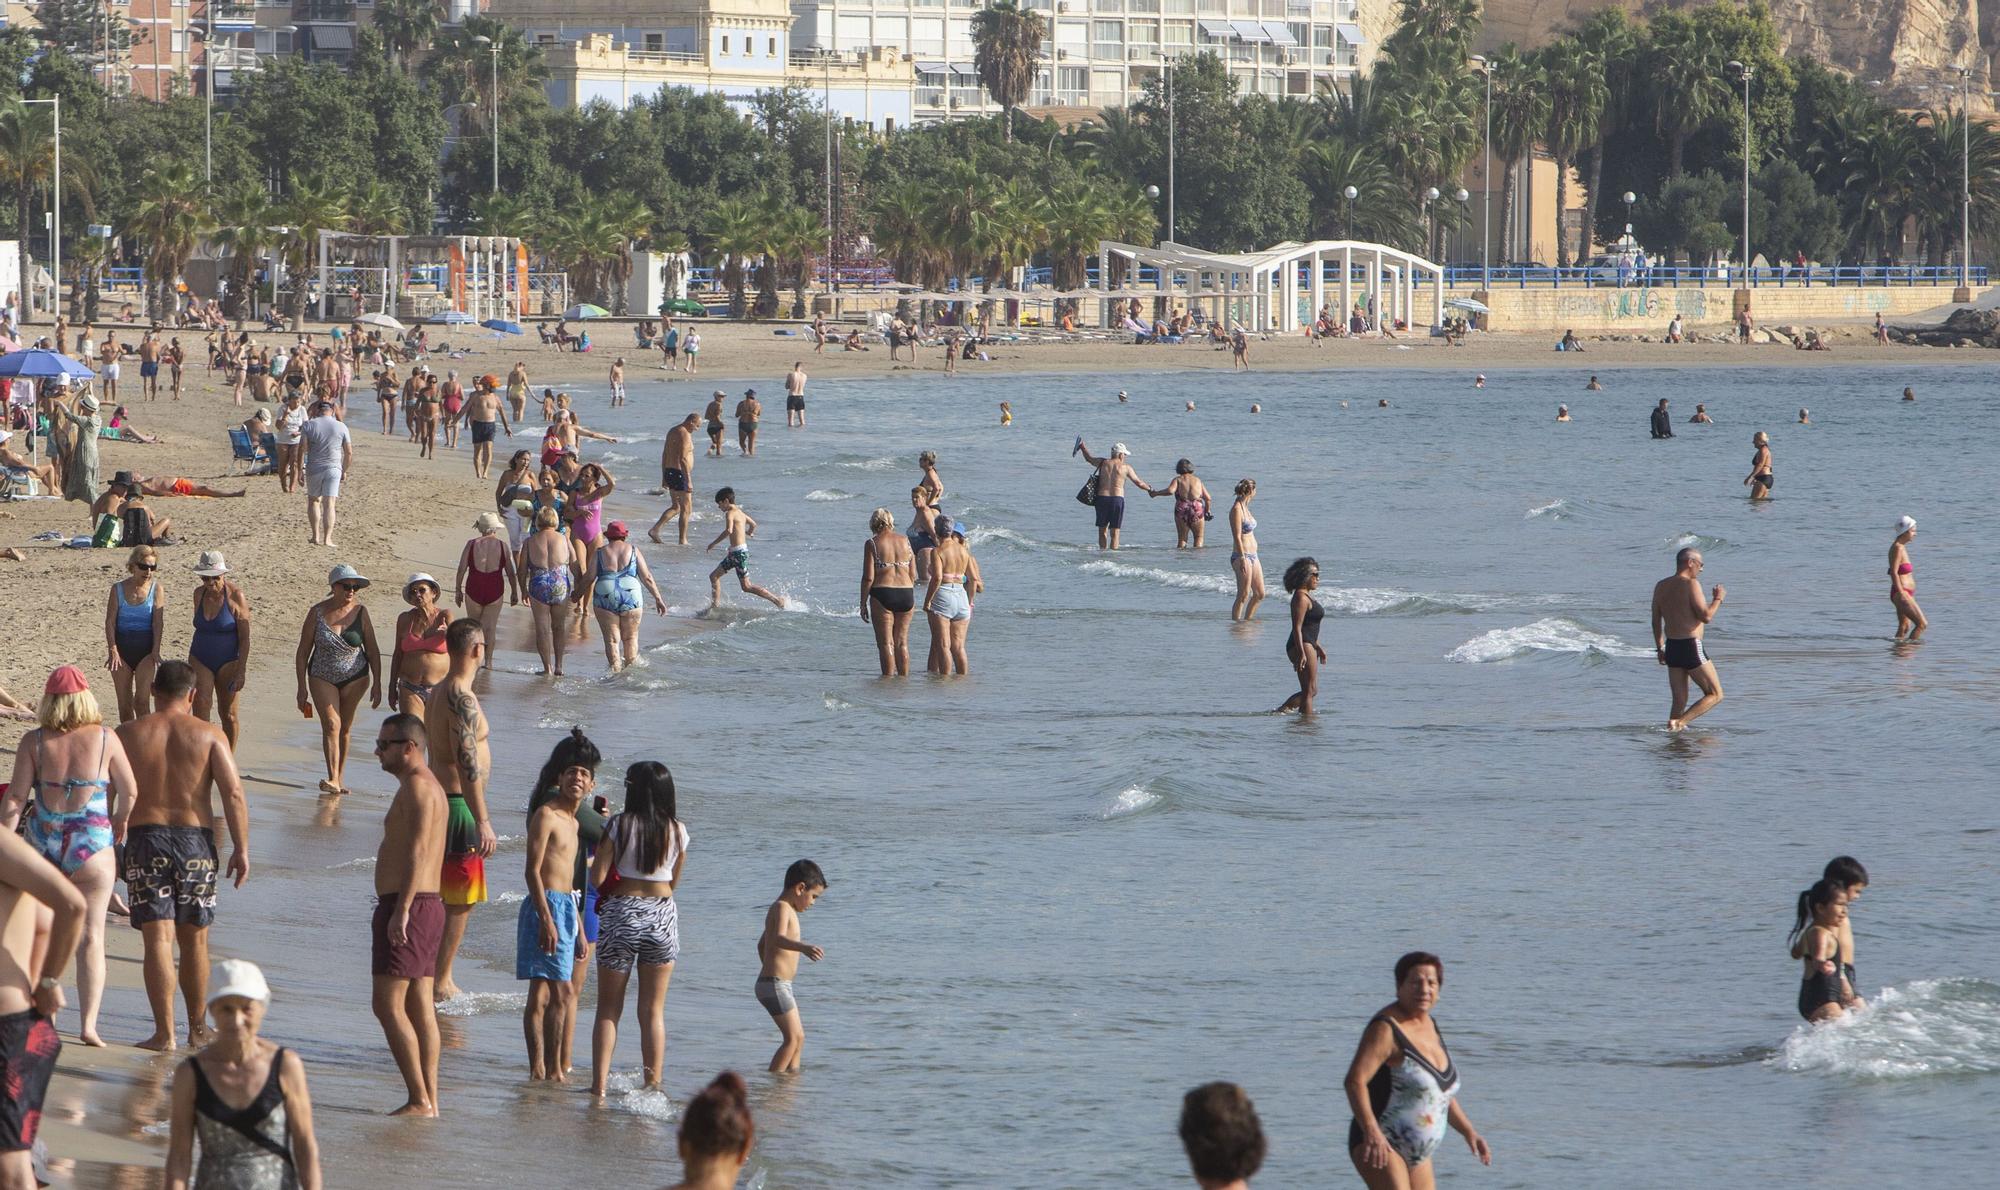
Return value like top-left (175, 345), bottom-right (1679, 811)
top-left (595, 895), bottom-right (680, 971)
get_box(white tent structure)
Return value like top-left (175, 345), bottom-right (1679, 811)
top-left (1093, 239), bottom-right (1446, 333)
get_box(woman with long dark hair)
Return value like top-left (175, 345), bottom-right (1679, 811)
top-left (1789, 879), bottom-right (1861, 1022)
top-left (589, 761), bottom-right (690, 1099)
top-left (1277, 557), bottom-right (1325, 716)
top-left (528, 727), bottom-right (607, 1078)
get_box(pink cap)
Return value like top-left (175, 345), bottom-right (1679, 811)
top-left (44, 664), bottom-right (88, 696)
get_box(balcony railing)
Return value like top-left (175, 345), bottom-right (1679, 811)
top-left (1437, 264), bottom-right (1990, 289)
top-left (627, 50), bottom-right (702, 65)
top-left (209, 2), bottom-right (257, 23)
top-left (293, 1), bottom-right (351, 21)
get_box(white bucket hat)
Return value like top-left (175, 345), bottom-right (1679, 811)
top-left (1894, 515), bottom-right (1916, 536)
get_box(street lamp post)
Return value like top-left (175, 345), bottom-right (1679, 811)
top-left (1157, 54), bottom-right (1176, 243)
top-left (1726, 60), bottom-right (1754, 284)
top-left (1958, 65), bottom-right (1972, 291)
top-left (1343, 184), bottom-right (1357, 237)
top-left (22, 97), bottom-right (60, 324)
top-left (1424, 186), bottom-right (1440, 260)
top-left (474, 35), bottom-right (500, 194)
top-left (1469, 54), bottom-right (1491, 290)
top-left (1454, 187), bottom-right (1469, 265)
top-left (1622, 189), bottom-right (1635, 234)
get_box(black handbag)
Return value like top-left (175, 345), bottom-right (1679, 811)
top-left (1076, 473), bottom-right (1098, 506)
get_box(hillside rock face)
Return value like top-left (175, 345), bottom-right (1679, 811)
top-left (1477, 0), bottom-right (1994, 112)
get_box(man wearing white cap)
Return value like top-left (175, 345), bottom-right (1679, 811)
top-left (1651, 546), bottom-right (1726, 731)
top-left (299, 399), bottom-right (352, 547)
top-left (1076, 438), bottom-right (1156, 551)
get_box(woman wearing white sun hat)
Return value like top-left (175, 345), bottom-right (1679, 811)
top-left (1889, 516), bottom-right (1926, 641)
top-left (165, 958), bottom-right (322, 1189)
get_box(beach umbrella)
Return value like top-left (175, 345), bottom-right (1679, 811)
top-left (1445, 296), bottom-right (1490, 314)
top-left (428, 310), bottom-right (477, 326)
top-left (481, 319), bottom-right (525, 336)
top-left (563, 303), bottom-right (610, 320)
top-left (0, 348), bottom-right (95, 380)
top-left (356, 312), bottom-right (406, 332)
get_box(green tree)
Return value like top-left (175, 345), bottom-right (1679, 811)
top-left (970, 1), bottom-right (1048, 141)
top-left (274, 174), bottom-right (350, 330)
top-left (207, 182), bottom-right (278, 322)
top-left (1633, 170), bottom-right (1730, 265)
top-left (349, 179), bottom-right (408, 236)
top-left (1745, 159), bottom-right (1841, 266)
top-left (430, 18), bottom-right (545, 119)
top-left (30, 0), bottom-right (134, 64)
top-left (1645, 12), bottom-right (1727, 179)
top-left (1537, 36), bottom-right (1606, 267)
top-left (1572, 8), bottom-right (1641, 262)
top-left (700, 196), bottom-right (763, 318)
top-left (1485, 47), bottom-right (1548, 263)
top-left (0, 101), bottom-right (57, 319)
top-left (372, 0), bottom-right (440, 70)
top-left (125, 162), bottom-right (210, 321)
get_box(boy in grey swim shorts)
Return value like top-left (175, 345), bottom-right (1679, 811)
top-left (755, 859), bottom-right (827, 1073)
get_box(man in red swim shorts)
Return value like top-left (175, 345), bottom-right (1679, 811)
top-left (0, 824), bottom-right (87, 1182)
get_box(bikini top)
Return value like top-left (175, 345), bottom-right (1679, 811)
top-left (400, 612), bottom-right (449, 655)
top-left (33, 727), bottom-right (111, 807)
top-left (116, 579), bottom-right (156, 633)
top-left (869, 539), bottom-right (913, 574)
top-left (1239, 511), bottom-right (1257, 533)
top-left (1896, 559), bottom-right (1914, 575)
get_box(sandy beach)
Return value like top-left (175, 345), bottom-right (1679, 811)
top-left (0, 313), bottom-right (1982, 1184)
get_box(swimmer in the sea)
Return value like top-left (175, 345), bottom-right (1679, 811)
top-left (1377, 399), bottom-right (1389, 408)
top-left (999, 402), bottom-right (1012, 426)
top-left (1744, 432), bottom-right (1773, 501)
top-left (1650, 547), bottom-right (1724, 731)
top-left (1555, 405), bottom-right (1570, 422)
top-left (1584, 376), bottom-right (1602, 391)
top-left (1117, 390), bottom-right (1128, 404)
top-left (1798, 407), bottom-right (1810, 424)
top-left (1250, 404), bottom-right (1261, 414)
top-left (1473, 374), bottom-right (1485, 389)
top-left (1788, 880), bottom-right (1861, 1022)
top-left (1689, 404), bottom-right (1712, 424)
top-left (1901, 386), bottom-right (1916, 402)
top-left (1888, 516), bottom-right (1925, 640)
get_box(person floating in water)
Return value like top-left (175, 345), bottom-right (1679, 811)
top-left (1555, 405), bottom-right (1571, 422)
top-left (1650, 547), bottom-right (1724, 731)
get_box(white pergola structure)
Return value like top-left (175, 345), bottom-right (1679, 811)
top-left (315, 232), bottom-right (530, 324)
top-left (1093, 239), bottom-right (1446, 333)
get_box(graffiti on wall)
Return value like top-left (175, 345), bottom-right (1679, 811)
top-left (1551, 288), bottom-right (1714, 323)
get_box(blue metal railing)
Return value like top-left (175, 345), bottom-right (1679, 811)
top-left (1437, 264), bottom-right (1987, 289)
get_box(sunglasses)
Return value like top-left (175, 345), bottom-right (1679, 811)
top-left (372, 738), bottom-right (413, 754)
top-left (131, 562), bottom-right (157, 571)
top-left (337, 583), bottom-right (365, 592)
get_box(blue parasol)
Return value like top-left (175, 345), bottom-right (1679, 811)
top-left (0, 348), bottom-right (97, 379)
top-left (480, 319), bottom-right (525, 335)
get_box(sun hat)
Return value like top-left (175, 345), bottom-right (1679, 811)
top-left (474, 511), bottom-right (504, 535)
top-left (1112, 442), bottom-right (1129, 456)
top-left (950, 520), bottom-right (968, 539)
top-left (0, 429), bottom-right (11, 445)
top-left (327, 563), bottom-right (370, 589)
top-left (44, 665), bottom-right (88, 696)
top-left (111, 470), bottom-right (138, 490)
top-left (207, 959), bottom-right (270, 1005)
top-left (1895, 515), bottom-right (1916, 536)
top-left (192, 550), bottom-right (230, 577)
top-left (604, 520), bottom-right (629, 540)
top-left (712, 389), bottom-right (726, 398)
top-left (403, 572), bottom-right (440, 598)
top-left (78, 393), bottom-right (99, 412)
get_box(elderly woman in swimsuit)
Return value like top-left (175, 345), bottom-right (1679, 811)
top-left (1154, 458), bottom-right (1213, 549)
top-left (1744, 431), bottom-right (1773, 501)
top-left (859, 507), bottom-right (918, 677)
top-left (1229, 480), bottom-right (1265, 622)
top-left (494, 450), bottom-right (537, 551)
top-left (2, 665), bottom-right (138, 1047)
top-left (1888, 515), bottom-right (1926, 640)
top-left (188, 552), bottom-right (253, 750)
top-left (104, 545), bottom-right (166, 723)
top-left (591, 521), bottom-right (669, 673)
top-left (390, 574), bottom-right (452, 717)
top-left (521, 507), bottom-right (582, 677)
top-left (456, 512), bottom-right (519, 667)
top-left (1344, 952), bottom-right (1491, 1189)
top-left (293, 565), bottom-right (381, 796)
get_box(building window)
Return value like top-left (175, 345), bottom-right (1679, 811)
top-left (645, 33), bottom-right (663, 50)
top-left (722, 35), bottom-right (730, 53)
top-left (768, 36), bottom-right (777, 55)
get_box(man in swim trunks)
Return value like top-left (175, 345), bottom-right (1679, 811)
top-left (424, 622), bottom-right (496, 1002)
top-left (1075, 439), bottom-right (1155, 551)
top-left (735, 389), bottom-right (761, 457)
top-left (608, 356), bottom-right (626, 408)
top-left (138, 330), bottom-right (161, 401)
top-left (784, 361), bottom-right (808, 428)
top-left (130, 474), bottom-right (247, 500)
top-left (370, 713), bottom-right (446, 1117)
top-left (462, 378), bottom-right (512, 480)
top-left (703, 390), bottom-right (726, 457)
top-left (1650, 547), bottom-right (1726, 731)
top-left (650, 412), bottom-right (700, 546)
top-left (706, 487), bottom-right (786, 609)
top-left (116, 660), bottom-right (250, 1052)
top-left (0, 824), bottom-right (85, 1185)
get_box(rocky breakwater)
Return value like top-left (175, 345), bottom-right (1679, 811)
top-left (1886, 307), bottom-right (2000, 348)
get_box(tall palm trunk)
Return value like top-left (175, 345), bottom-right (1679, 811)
top-left (1668, 133), bottom-right (1685, 179)
top-left (16, 193), bottom-right (32, 322)
top-left (1554, 154), bottom-right (1573, 268)
top-left (1500, 159), bottom-right (1519, 263)
top-left (1580, 146), bottom-right (1603, 264)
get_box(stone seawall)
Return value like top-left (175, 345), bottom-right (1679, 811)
top-left (1453, 285), bottom-right (1969, 332)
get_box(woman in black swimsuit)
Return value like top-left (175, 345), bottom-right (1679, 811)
top-left (1789, 879), bottom-right (1861, 1022)
top-left (859, 507), bottom-right (918, 677)
top-left (1278, 556), bottom-right (1325, 716)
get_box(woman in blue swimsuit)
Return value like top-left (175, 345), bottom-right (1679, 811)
top-left (189, 550), bottom-right (253, 749)
top-left (103, 545), bottom-right (165, 723)
top-left (1344, 952), bottom-right (1491, 1189)
top-left (590, 521), bottom-right (668, 673)
top-left (1, 665), bottom-right (138, 1047)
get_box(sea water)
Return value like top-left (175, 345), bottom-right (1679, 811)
top-left (112, 362), bottom-right (1999, 1187)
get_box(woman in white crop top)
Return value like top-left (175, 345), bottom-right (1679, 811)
top-left (587, 761), bottom-right (690, 1099)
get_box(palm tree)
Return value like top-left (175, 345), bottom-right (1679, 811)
top-left (68, 234), bottom-right (114, 324)
top-left (971, 179), bottom-right (1049, 324)
top-left (654, 231), bottom-right (692, 307)
top-left (1538, 36), bottom-right (1606, 267)
top-left (925, 162), bottom-right (995, 307)
top-left (1303, 138), bottom-right (1410, 243)
top-left (868, 186), bottom-right (941, 321)
top-left (1066, 107), bottom-right (1151, 178)
top-left (597, 193), bottom-right (654, 315)
top-left (1572, 9), bottom-right (1639, 261)
top-left (431, 18), bottom-right (545, 121)
top-left (1045, 181), bottom-right (1118, 318)
top-left (767, 205), bottom-right (826, 319)
top-left (126, 162), bottom-right (211, 323)
top-left (275, 174), bottom-right (351, 330)
top-left (1647, 14), bottom-right (1728, 179)
top-left (1484, 47), bottom-right (1548, 263)
top-left (469, 192), bottom-right (536, 238)
top-left (348, 179), bottom-right (407, 237)
top-left (970, 0), bottom-right (1048, 141)
top-left (207, 182), bottom-right (277, 323)
top-left (372, 0), bottom-right (439, 70)
top-left (701, 197), bottom-right (763, 318)
top-left (0, 101), bottom-right (57, 321)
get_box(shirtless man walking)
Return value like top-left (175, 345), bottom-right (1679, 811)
top-left (463, 378), bottom-right (512, 480)
top-left (1650, 547), bottom-right (1726, 731)
top-left (370, 712), bottom-right (446, 1117)
top-left (0, 827), bottom-right (86, 1184)
top-left (608, 357), bottom-right (627, 408)
top-left (784, 361), bottom-right (808, 428)
top-left (649, 412), bottom-right (700, 546)
top-left (735, 389), bottom-right (762, 457)
top-left (116, 661), bottom-right (250, 1052)
top-left (138, 331), bottom-right (162, 402)
top-left (425, 621), bottom-right (496, 1001)
top-left (1076, 439), bottom-right (1155, 550)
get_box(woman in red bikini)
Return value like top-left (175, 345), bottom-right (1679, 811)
top-left (1889, 516), bottom-right (1926, 641)
top-left (455, 512), bottom-right (518, 668)
top-left (390, 574), bottom-right (452, 717)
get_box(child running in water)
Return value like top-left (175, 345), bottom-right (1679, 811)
top-left (705, 488), bottom-right (785, 609)
top-left (755, 860), bottom-right (827, 1073)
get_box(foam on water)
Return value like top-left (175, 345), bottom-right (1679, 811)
top-left (1447, 617), bottom-right (1653, 663)
top-left (964, 526), bottom-right (1050, 551)
top-left (1772, 979), bottom-right (2000, 1079)
top-left (495, 890), bottom-right (525, 904)
top-left (1079, 560), bottom-right (1234, 593)
top-left (1526, 498), bottom-right (1569, 519)
top-left (600, 1071), bottom-right (682, 1122)
top-left (326, 856), bottom-right (376, 870)
top-left (1668, 532), bottom-right (1729, 552)
top-left (436, 990), bottom-right (528, 1018)
top-left (1097, 785), bottom-right (1164, 820)
top-left (806, 489), bottom-right (857, 502)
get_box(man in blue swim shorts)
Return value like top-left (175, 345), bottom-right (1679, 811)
top-left (1076, 439), bottom-right (1155, 551)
